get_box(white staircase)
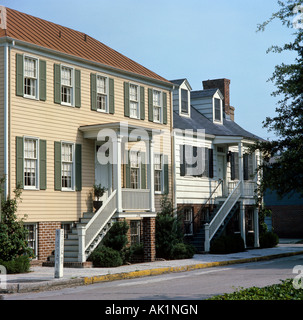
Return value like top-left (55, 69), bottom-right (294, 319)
top-left (45, 190), bottom-right (117, 266)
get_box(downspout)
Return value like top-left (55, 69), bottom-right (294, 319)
top-left (4, 41), bottom-right (9, 199)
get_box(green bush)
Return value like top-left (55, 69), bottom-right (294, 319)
top-left (210, 234), bottom-right (245, 254)
top-left (89, 246), bottom-right (123, 267)
top-left (0, 255), bottom-right (31, 274)
top-left (259, 231), bottom-right (279, 248)
top-left (209, 279), bottom-right (303, 300)
top-left (170, 242), bottom-right (195, 260)
top-left (102, 221), bottom-right (129, 252)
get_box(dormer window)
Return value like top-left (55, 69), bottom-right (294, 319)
top-left (214, 98), bottom-right (221, 122)
top-left (181, 89), bottom-right (189, 114)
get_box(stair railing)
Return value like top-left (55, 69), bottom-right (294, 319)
top-left (78, 190), bottom-right (117, 262)
top-left (183, 179), bottom-right (223, 235)
top-left (204, 181), bottom-right (242, 252)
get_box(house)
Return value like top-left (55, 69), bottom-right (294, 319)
top-left (171, 78), bottom-right (262, 252)
top-left (0, 6), bottom-right (174, 265)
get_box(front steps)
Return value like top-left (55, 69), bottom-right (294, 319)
top-left (43, 212), bottom-right (114, 268)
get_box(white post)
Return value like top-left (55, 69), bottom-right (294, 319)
top-left (238, 142), bottom-right (244, 195)
top-left (254, 208), bottom-right (260, 248)
top-left (54, 229), bottom-right (64, 278)
top-left (204, 223), bottom-right (210, 252)
top-left (77, 226), bottom-right (86, 263)
top-left (149, 139), bottom-right (155, 212)
top-left (113, 134), bottom-right (122, 213)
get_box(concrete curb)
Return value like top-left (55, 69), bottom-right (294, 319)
top-left (3, 250), bottom-right (303, 294)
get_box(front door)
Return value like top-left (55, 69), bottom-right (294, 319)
top-left (95, 145), bottom-right (112, 202)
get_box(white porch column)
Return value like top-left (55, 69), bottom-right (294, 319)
top-left (77, 225), bottom-right (86, 263)
top-left (148, 138), bottom-right (155, 212)
top-left (204, 224), bottom-right (210, 252)
top-left (238, 142), bottom-right (244, 194)
top-left (239, 201), bottom-right (246, 248)
top-left (254, 207), bottom-right (260, 248)
top-left (113, 134), bottom-right (122, 213)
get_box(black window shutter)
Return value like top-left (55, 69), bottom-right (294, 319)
top-left (208, 148), bottom-right (214, 178)
top-left (180, 145), bottom-right (186, 177)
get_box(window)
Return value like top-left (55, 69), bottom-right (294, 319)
top-left (25, 224), bottom-right (37, 258)
top-left (130, 151), bottom-right (140, 189)
top-left (24, 138), bottom-right (38, 189)
top-left (130, 84), bottom-right (139, 118)
top-left (61, 143), bottom-right (74, 190)
top-left (61, 223), bottom-right (73, 239)
top-left (184, 207), bottom-right (193, 235)
top-left (214, 98), bottom-right (221, 121)
top-left (181, 89), bottom-right (189, 114)
top-left (61, 66), bottom-right (73, 105)
top-left (153, 90), bottom-right (162, 123)
top-left (97, 75), bottom-right (108, 112)
top-left (154, 154), bottom-right (163, 193)
top-left (24, 57), bottom-right (38, 98)
top-left (130, 221), bottom-right (141, 245)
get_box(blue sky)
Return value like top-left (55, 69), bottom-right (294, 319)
top-left (2, 0), bottom-right (296, 139)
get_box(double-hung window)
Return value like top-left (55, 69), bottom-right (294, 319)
top-left (61, 66), bottom-right (73, 105)
top-left (130, 221), bottom-right (141, 245)
top-left (24, 138), bottom-right (38, 189)
top-left (130, 84), bottom-right (139, 119)
top-left (61, 143), bottom-right (74, 190)
top-left (130, 151), bottom-right (140, 189)
top-left (154, 154), bottom-right (163, 193)
top-left (97, 75), bottom-right (108, 112)
top-left (24, 56), bottom-right (38, 99)
top-left (153, 90), bottom-right (162, 123)
top-left (214, 98), bottom-right (221, 122)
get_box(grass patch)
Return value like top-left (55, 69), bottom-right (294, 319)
top-left (208, 279), bottom-right (303, 300)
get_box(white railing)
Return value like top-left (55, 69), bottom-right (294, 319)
top-left (228, 181), bottom-right (256, 197)
top-left (205, 181), bottom-right (242, 252)
top-left (78, 190), bottom-right (117, 262)
top-left (122, 189), bottom-right (150, 211)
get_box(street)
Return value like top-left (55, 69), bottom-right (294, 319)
top-left (3, 254), bottom-right (303, 300)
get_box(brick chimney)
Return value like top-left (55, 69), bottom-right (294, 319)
top-left (202, 78), bottom-right (235, 120)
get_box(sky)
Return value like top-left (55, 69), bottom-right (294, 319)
top-left (1, 0), bottom-right (297, 140)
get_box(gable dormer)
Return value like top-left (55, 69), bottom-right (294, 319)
top-left (191, 88), bottom-right (224, 125)
top-left (171, 79), bottom-right (192, 118)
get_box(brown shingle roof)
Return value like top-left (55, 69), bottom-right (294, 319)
top-left (1, 7), bottom-right (170, 84)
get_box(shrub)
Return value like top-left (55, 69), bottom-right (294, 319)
top-left (170, 242), bottom-right (195, 260)
top-left (89, 246), bottom-right (123, 267)
top-left (210, 234), bottom-right (245, 254)
top-left (0, 181), bottom-right (34, 262)
top-left (102, 221), bottom-right (129, 252)
top-left (259, 231), bottom-right (279, 248)
top-left (0, 255), bottom-right (31, 274)
top-left (156, 196), bottom-right (184, 259)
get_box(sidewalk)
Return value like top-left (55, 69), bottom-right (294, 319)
top-left (2, 242), bottom-right (303, 294)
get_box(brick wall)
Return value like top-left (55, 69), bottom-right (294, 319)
top-left (38, 222), bottom-right (61, 261)
top-left (270, 205), bottom-right (303, 238)
top-left (143, 217), bottom-right (156, 262)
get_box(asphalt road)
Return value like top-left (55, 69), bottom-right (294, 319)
top-left (3, 254), bottom-right (303, 300)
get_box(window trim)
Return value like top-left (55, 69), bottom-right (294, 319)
top-left (154, 153), bottom-right (164, 194)
top-left (130, 150), bottom-right (141, 189)
top-left (23, 55), bottom-right (39, 100)
top-left (180, 88), bottom-right (190, 115)
top-left (153, 89), bottom-right (163, 123)
top-left (96, 73), bottom-right (109, 113)
top-left (23, 136), bottom-right (40, 190)
top-left (61, 141), bottom-right (76, 191)
top-left (129, 83), bottom-right (140, 119)
top-left (213, 97), bottom-right (223, 124)
top-left (60, 64), bottom-right (74, 107)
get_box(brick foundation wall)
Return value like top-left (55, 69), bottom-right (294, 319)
top-left (270, 205), bottom-right (303, 238)
top-left (38, 222), bottom-right (61, 261)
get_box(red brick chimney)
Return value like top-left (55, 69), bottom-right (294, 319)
top-left (202, 78), bottom-right (235, 120)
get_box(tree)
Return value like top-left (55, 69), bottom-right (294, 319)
top-left (0, 179), bottom-right (34, 261)
top-left (252, 0), bottom-right (303, 198)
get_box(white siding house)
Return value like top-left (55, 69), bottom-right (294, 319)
top-left (171, 78), bottom-right (262, 252)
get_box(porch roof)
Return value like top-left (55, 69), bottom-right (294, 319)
top-left (79, 122), bottom-right (162, 140)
